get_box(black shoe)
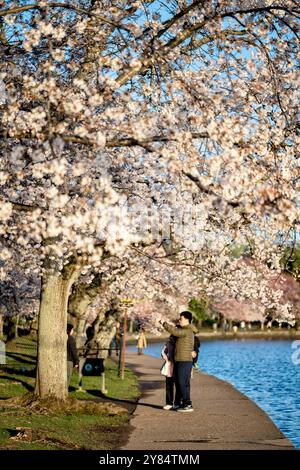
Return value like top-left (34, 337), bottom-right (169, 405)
top-left (172, 404), bottom-right (181, 410)
top-left (177, 404), bottom-right (194, 412)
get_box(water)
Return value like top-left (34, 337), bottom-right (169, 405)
top-left (129, 339), bottom-right (300, 449)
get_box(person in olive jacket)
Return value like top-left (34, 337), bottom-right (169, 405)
top-left (160, 311), bottom-right (197, 412)
top-left (67, 323), bottom-right (79, 390)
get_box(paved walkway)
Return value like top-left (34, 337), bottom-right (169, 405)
top-left (122, 352), bottom-right (294, 450)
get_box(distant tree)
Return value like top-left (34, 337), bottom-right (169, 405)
top-left (281, 247), bottom-right (300, 282)
top-left (188, 297), bottom-right (211, 327)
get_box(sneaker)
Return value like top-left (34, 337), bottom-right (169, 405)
top-left (177, 405), bottom-right (194, 412)
top-left (163, 404), bottom-right (173, 410)
top-left (172, 404), bottom-right (181, 410)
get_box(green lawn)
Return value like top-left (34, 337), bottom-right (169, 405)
top-left (0, 337), bottom-right (140, 450)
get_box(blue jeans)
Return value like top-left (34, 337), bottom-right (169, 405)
top-left (174, 361), bottom-right (193, 407)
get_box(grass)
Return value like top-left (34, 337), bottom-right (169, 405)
top-left (0, 337), bottom-right (140, 450)
top-left (0, 407), bottom-right (131, 450)
top-left (69, 359), bottom-right (139, 402)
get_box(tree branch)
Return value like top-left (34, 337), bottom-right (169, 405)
top-left (223, 5), bottom-right (300, 19)
top-left (185, 28), bottom-right (249, 51)
top-left (0, 3), bottom-right (131, 32)
top-left (0, 128), bottom-right (208, 148)
top-left (4, 200), bottom-right (39, 212)
top-left (116, 4), bottom-right (299, 86)
top-left (183, 171), bottom-right (240, 209)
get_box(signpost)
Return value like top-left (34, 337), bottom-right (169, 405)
top-left (120, 308), bottom-right (127, 380)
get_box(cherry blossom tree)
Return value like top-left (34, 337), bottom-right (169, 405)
top-left (213, 297), bottom-right (265, 324)
top-left (0, 0), bottom-right (299, 399)
top-left (213, 257), bottom-right (300, 326)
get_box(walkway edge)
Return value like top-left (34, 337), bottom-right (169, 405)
top-left (122, 352), bottom-right (295, 450)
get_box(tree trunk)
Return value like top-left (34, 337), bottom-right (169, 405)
top-left (68, 271), bottom-right (116, 328)
top-left (94, 317), bottom-right (117, 360)
top-left (5, 317), bottom-right (17, 343)
top-left (83, 307), bottom-right (119, 359)
top-left (68, 261), bottom-right (126, 337)
top-left (0, 314), bottom-right (3, 338)
top-left (75, 317), bottom-right (88, 349)
top-left (35, 262), bottom-right (81, 400)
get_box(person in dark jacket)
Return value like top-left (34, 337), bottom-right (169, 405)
top-left (67, 323), bottom-right (79, 390)
top-left (160, 311), bottom-right (197, 412)
top-left (160, 334), bottom-right (176, 410)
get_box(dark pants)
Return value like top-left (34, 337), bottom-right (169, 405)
top-left (67, 361), bottom-right (74, 389)
top-left (166, 376), bottom-right (175, 405)
top-left (174, 361), bottom-right (193, 407)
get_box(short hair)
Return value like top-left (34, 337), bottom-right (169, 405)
top-left (180, 311), bottom-right (192, 323)
top-left (67, 323), bottom-right (74, 334)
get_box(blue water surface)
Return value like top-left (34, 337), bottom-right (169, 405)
top-left (129, 339), bottom-right (300, 449)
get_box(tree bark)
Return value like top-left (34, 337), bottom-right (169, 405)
top-left (68, 265), bottom-right (126, 341)
top-left (83, 309), bottom-right (118, 360)
top-left (35, 262), bottom-right (81, 400)
top-left (68, 273), bottom-right (104, 321)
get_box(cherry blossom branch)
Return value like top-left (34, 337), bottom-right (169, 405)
top-left (5, 200), bottom-right (38, 212)
top-left (223, 5), bottom-right (300, 19)
top-left (112, 1), bottom-right (206, 59)
top-left (131, 245), bottom-right (177, 267)
top-left (147, 0), bottom-right (206, 44)
top-left (228, 13), bottom-right (290, 123)
top-left (183, 171), bottom-right (240, 209)
top-left (107, 132), bottom-right (209, 148)
top-left (0, 3), bottom-right (132, 33)
top-left (0, 129), bottom-right (208, 148)
top-left (116, 4), bottom-right (299, 86)
top-left (268, 12), bottom-right (300, 41)
top-left (185, 28), bottom-right (249, 52)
